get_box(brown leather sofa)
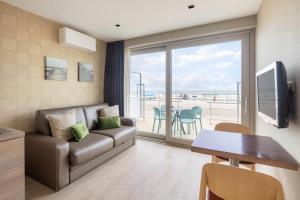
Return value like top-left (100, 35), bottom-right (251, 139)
top-left (25, 103), bottom-right (136, 191)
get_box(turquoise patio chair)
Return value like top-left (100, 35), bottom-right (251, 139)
top-left (192, 106), bottom-right (203, 130)
top-left (152, 106), bottom-right (176, 134)
top-left (179, 109), bottom-right (198, 135)
top-left (160, 105), bottom-right (167, 113)
top-left (152, 107), bottom-right (166, 133)
top-left (161, 105), bottom-right (177, 127)
top-left (160, 105), bottom-right (175, 115)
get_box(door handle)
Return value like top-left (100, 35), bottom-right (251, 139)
top-left (136, 84), bottom-right (140, 98)
top-left (244, 96), bottom-right (248, 114)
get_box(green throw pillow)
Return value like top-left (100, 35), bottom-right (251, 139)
top-left (71, 122), bottom-right (89, 141)
top-left (98, 116), bottom-right (121, 130)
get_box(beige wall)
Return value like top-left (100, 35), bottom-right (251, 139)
top-left (256, 0), bottom-right (300, 199)
top-left (0, 2), bottom-right (106, 132)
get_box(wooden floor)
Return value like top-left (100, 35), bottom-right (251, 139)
top-left (26, 139), bottom-right (210, 200)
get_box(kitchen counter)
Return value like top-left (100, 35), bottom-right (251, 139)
top-left (0, 127), bottom-right (25, 142)
top-left (0, 127), bottom-right (25, 200)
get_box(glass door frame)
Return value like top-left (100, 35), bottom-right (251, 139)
top-left (127, 47), bottom-right (167, 140)
top-left (126, 30), bottom-right (254, 145)
top-left (165, 31), bottom-right (252, 146)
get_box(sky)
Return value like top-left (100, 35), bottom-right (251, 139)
top-left (130, 40), bottom-right (241, 93)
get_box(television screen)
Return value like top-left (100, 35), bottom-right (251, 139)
top-left (257, 68), bottom-right (276, 119)
top-left (256, 61), bottom-right (288, 128)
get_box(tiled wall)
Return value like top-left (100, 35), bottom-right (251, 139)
top-left (0, 2), bottom-right (106, 132)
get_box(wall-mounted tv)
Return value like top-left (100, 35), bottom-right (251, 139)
top-left (256, 61), bottom-right (288, 128)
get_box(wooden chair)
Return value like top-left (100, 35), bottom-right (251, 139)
top-left (199, 163), bottom-right (284, 200)
top-left (212, 122), bottom-right (255, 171)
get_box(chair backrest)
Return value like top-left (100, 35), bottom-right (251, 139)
top-left (199, 163), bottom-right (284, 200)
top-left (215, 122), bottom-right (250, 135)
top-left (192, 106), bottom-right (202, 115)
top-left (160, 105), bottom-right (166, 112)
top-left (160, 105), bottom-right (174, 112)
top-left (180, 109), bottom-right (196, 119)
top-left (153, 107), bottom-right (161, 118)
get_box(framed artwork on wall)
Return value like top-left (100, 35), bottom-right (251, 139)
top-left (78, 62), bottom-right (94, 82)
top-left (45, 57), bottom-right (68, 81)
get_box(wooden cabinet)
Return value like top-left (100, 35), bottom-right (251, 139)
top-left (0, 128), bottom-right (25, 200)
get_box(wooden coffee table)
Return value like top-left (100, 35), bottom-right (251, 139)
top-left (191, 130), bottom-right (299, 170)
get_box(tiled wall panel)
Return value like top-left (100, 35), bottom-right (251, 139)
top-left (0, 2), bottom-right (106, 132)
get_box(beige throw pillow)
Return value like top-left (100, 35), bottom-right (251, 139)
top-left (99, 105), bottom-right (120, 117)
top-left (47, 110), bottom-right (77, 140)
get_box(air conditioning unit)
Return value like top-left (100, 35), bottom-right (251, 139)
top-left (59, 27), bottom-right (96, 52)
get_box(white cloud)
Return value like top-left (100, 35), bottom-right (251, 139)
top-left (214, 50), bottom-right (241, 58)
top-left (131, 53), bottom-right (165, 72)
top-left (141, 73), bottom-right (165, 90)
top-left (130, 41), bottom-right (241, 91)
top-left (173, 44), bottom-right (241, 68)
top-left (212, 62), bottom-right (235, 69)
top-left (172, 69), bottom-right (239, 91)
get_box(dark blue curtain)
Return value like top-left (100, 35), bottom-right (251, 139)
top-left (104, 41), bottom-right (124, 116)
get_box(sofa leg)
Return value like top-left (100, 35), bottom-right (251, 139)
top-left (133, 136), bottom-right (137, 144)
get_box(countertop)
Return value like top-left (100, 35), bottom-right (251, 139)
top-left (0, 127), bottom-right (25, 142)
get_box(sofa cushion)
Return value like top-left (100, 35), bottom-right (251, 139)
top-left (71, 122), bottom-right (90, 141)
top-left (98, 116), bottom-right (121, 130)
top-left (36, 106), bottom-right (87, 136)
top-left (48, 110), bottom-right (77, 140)
top-left (83, 104), bottom-right (109, 130)
top-left (69, 133), bottom-right (113, 166)
top-left (91, 126), bottom-right (136, 147)
top-left (99, 105), bottom-right (119, 117)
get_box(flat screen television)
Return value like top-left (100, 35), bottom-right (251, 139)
top-left (256, 61), bottom-right (288, 128)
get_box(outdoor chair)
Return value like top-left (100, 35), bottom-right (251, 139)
top-left (152, 106), bottom-right (176, 134)
top-left (160, 105), bottom-right (175, 115)
top-left (160, 105), bottom-right (167, 113)
top-left (161, 104), bottom-right (181, 131)
top-left (152, 107), bottom-right (166, 133)
top-left (192, 106), bottom-right (203, 130)
top-left (179, 109), bottom-right (198, 136)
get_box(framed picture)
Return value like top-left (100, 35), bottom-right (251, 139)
top-left (78, 62), bottom-right (94, 82)
top-left (45, 57), bottom-right (68, 81)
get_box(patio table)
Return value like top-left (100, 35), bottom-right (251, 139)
top-left (172, 108), bottom-right (186, 135)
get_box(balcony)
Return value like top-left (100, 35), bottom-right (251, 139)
top-left (130, 92), bottom-right (241, 140)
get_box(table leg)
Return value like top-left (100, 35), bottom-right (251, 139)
top-left (229, 158), bottom-right (239, 167)
top-left (172, 116), bottom-right (176, 125)
top-left (172, 114), bottom-right (178, 136)
top-left (178, 118), bottom-right (186, 135)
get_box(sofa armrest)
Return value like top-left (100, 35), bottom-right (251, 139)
top-left (120, 117), bottom-right (136, 127)
top-left (25, 133), bottom-right (70, 191)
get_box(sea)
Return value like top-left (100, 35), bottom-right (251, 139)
top-left (145, 89), bottom-right (239, 97)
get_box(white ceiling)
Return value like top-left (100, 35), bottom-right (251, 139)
top-left (5, 0), bottom-right (262, 42)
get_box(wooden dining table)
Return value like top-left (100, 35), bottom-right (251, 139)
top-left (191, 129), bottom-right (299, 170)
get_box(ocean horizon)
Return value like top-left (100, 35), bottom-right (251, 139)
top-left (143, 89), bottom-right (239, 96)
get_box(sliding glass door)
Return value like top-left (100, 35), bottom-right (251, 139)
top-left (128, 32), bottom-right (251, 145)
top-left (129, 49), bottom-right (166, 138)
top-left (166, 33), bottom-right (250, 145)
